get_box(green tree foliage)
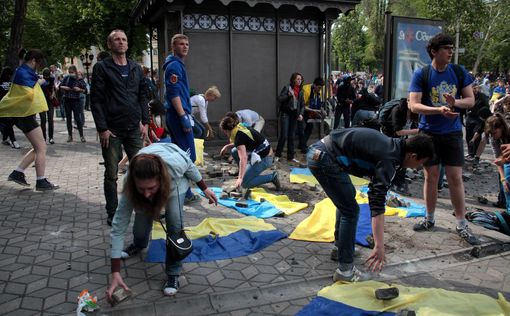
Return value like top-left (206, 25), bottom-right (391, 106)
top-left (331, 0), bottom-right (510, 73)
top-left (332, 9), bottom-right (367, 72)
top-left (2, 0), bottom-right (148, 68)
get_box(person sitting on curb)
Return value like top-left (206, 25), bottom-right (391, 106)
top-left (107, 142), bottom-right (217, 298)
top-left (219, 115), bottom-right (281, 193)
top-left (307, 128), bottom-right (434, 281)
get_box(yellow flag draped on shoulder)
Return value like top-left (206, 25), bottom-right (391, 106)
top-left (0, 64), bottom-right (48, 118)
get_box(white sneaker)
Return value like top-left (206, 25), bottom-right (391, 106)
top-left (333, 266), bottom-right (369, 282)
top-left (11, 141), bottom-right (20, 149)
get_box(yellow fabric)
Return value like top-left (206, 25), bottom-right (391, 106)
top-left (289, 198), bottom-right (335, 242)
top-left (194, 138), bottom-right (204, 166)
top-left (491, 92), bottom-right (504, 102)
top-left (230, 123), bottom-right (254, 144)
top-left (289, 172), bottom-right (369, 186)
top-left (289, 194), bottom-right (410, 242)
top-left (151, 216), bottom-right (277, 240)
top-left (0, 83), bottom-right (48, 118)
top-left (250, 187), bottom-right (308, 216)
top-left (320, 280), bottom-right (510, 316)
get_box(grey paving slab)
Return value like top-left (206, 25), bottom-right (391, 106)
top-left (1, 114), bottom-right (510, 315)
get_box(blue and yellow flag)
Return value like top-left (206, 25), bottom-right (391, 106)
top-left (0, 64), bottom-right (47, 118)
top-left (298, 281), bottom-right (510, 315)
top-left (290, 168), bottom-right (370, 186)
top-left (146, 217), bottom-right (287, 263)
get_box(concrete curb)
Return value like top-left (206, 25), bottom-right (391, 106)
top-left (97, 241), bottom-right (510, 315)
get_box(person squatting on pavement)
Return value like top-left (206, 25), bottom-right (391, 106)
top-left (107, 143), bottom-right (217, 298)
top-left (407, 33), bottom-right (480, 245)
top-left (219, 115), bottom-right (281, 192)
top-left (162, 34), bottom-right (198, 203)
top-left (1, 49), bottom-right (59, 191)
top-left (235, 109), bottom-right (265, 133)
top-left (191, 86), bottom-right (221, 139)
top-left (91, 29), bottom-right (149, 226)
top-left (307, 128), bottom-right (434, 280)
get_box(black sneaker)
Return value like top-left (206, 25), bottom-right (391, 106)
top-left (107, 214), bottom-right (114, 226)
top-left (272, 172), bottom-right (281, 191)
top-left (163, 275), bottom-right (180, 296)
top-left (413, 219), bottom-right (435, 231)
top-left (8, 170), bottom-right (30, 186)
top-left (35, 178), bottom-right (59, 191)
top-left (121, 243), bottom-right (143, 259)
top-left (456, 225), bottom-right (481, 245)
top-left (330, 246), bottom-right (338, 261)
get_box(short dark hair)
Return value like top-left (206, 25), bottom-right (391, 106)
top-left (426, 33), bottom-right (454, 59)
top-left (405, 134), bottom-right (435, 160)
top-left (0, 66), bottom-right (13, 82)
top-left (24, 49), bottom-right (45, 66)
top-left (313, 77), bottom-right (324, 86)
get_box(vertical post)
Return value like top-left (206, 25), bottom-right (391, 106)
top-left (382, 11), bottom-right (392, 103)
top-left (454, 20), bottom-right (460, 64)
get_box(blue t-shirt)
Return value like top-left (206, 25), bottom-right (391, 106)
top-left (408, 64), bottom-right (473, 134)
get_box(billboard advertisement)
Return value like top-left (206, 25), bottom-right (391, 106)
top-left (390, 17), bottom-right (443, 100)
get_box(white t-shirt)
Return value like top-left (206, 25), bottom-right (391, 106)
top-left (236, 109), bottom-right (260, 126)
top-left (191, 94), bottom-right (208, 123)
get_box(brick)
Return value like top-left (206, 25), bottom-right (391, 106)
top-left (4, 282), bottom-right (26, 295)
top-left (21, 296), bottom-right (44, 311)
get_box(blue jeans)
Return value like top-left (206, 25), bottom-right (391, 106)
top-left (232, 148), bottom-right (275, 188)
top-left (192, 119), bottom-right (205, 139)
top-left (132, 191), bottom-right (185, 276)
top-left (504, 164), bottom-right (510, 212)
top-left (307, 145), bottom-right (359, 268)
top-left (275, 112), bottom-right (298, 159)
top-left (102, 129), bottom-right (143, 216)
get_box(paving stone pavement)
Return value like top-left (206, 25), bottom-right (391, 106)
top-left (0, 112), bottom-right (509, 316)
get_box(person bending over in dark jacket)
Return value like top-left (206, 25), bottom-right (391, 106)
top-left (307, 128), bottom-right (434, 280)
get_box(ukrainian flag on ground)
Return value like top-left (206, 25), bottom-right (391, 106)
top-left (0, 64), bottom-right (47, 117)
top-left (290, 168), bottom-right (369, 186)
top-left (201, 187), bottom-right (307, 218)
top-left (297, 280), bottom-right (510, 315)
top-left (289, 191), bottom-right (426, 246)
top-left (145, 217), bottom-right (287, 263)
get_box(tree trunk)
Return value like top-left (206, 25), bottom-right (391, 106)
top-left (3, 0), bottom-right (28, 69)
top-left (472, 6), bottom-right (500, 74)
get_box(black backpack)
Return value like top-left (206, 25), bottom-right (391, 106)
top-left (378, 98), bottom-right (404, 136)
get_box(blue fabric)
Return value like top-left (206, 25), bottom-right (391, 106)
top-left (291, 167), bottom-right (313, 176)
top-left (146, 229), bottom-right (287, 263)
top-left (202, 187), bottom-right (283, 218)
top-left (408, 64), bottom-right (473, 134)
top-left (359, 186), bottom-right (426, 218)
top-left (356, 204), bottom-right (372, 247)
top-left (12, 64), bottom-right (38, 88)
top-left (297, 296), bottom-right (395, 316)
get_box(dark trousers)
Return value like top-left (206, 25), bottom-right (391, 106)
top-left (64, 98), bottom-right (84, 137)
top-left (334, 104), bottom-right (350, 129)
top-left (39, 105), bottom-right (54, 141)
top-left (275, 112), bottom-right (298, 159)
top-left (465, 117), bottom-right (481, 157)
top-left (1, 121), bottom-right (16, 142)
top-left (102, 129), bottom-right (143, 216)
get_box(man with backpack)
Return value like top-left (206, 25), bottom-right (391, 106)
top-left (408, 33), bottom-right (479, 245)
